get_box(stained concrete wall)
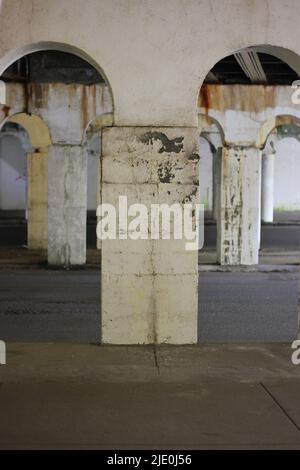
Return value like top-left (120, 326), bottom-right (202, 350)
top-left (101, 127), bottom-right (199, 344)
top-left (4, 82), bottom-right (112, 144)
top-left (199, 85), bottom-right (300, 146)
top-left (1, 82), bottom-right (111, 219)
top-left (1, 81), bottom-right (112, 263)
top-left (1, 0), bottom-right (300, 126)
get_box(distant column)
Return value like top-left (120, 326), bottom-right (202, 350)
top-left (217, 146), bottom-right (261, 265)
top-left (261, 151), bottom-right (275, 223)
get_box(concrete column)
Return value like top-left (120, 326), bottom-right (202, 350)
top-left (217, 146), bottom-right (261, 265)
top-left (96, 153), bottom-right (102, 250)
top-left (298, 270), bottom-right (300, 339)
top-left (101, 127), bottom-right (199, 344)
top-left (27, 151), bottom-right (48, 250)
top-left (48, 145), bottom-right (87, 266)
top-left (261, 151), bottom-right (275, 223)
top-left (213, 147), bottom-right (222, 222)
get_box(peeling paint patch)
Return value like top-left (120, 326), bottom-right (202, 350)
top-left (157, 161), bottom-right (175, 183)
top-left (187, 153), bottom-right (200, 161)
top-left (182, 187), bottom-right (198, 204)
top-left (139, 132), bottom-right (184, 153)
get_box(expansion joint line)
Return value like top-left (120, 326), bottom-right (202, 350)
top-left (153, 345), bottom-right (160, 376)
top-left (260, 382), bottom-right (300, 433)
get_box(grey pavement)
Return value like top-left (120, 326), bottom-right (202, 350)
top-left (0, 343), bottom-right (300, 449)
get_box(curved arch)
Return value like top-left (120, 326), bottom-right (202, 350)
top-left (0, 41), bottom-right (115, 113)
top-left (0, 113), bottom-right (51, 149)
top-left (81, 112), bottom-right (114, 145)
top-left (198, 113), bottom-right (225, 148)
top-left (199, 134), bottom-right (217, 154)
top-left (258, 115), bottom-right (300, 149)
top-left (197, 43), bottom-right (300, 113)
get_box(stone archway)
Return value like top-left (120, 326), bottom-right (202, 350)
top-left (198, 45), bottom-right (300, 266)
top-left (0, 112), bottom-right (51, 250)
top-left (0, 42), bottom-right (114, 267)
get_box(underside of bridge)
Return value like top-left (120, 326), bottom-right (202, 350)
top-left (2, 44), bottom-right (299, 344)
top-left (0, 0), bottom-right (300, 452)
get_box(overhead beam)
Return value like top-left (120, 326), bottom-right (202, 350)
top-left (234, 51), bottom-right (267, 84)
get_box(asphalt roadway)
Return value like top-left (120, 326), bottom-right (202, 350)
top-left (0, 269), bottom-right (297, 343)
top-left (0, 222), bottom-right (299, 250)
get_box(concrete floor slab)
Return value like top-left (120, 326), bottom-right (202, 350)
top-left (0, 380), bottom-right (299, 449)
top-left (259, 379), bottom-right (300, 430)
top-left (1, 343), bottom-right (157, 384)
top-left (1, 344), bottom-right (300, 449)
top-left (155, 344), bottom-right (300, 383)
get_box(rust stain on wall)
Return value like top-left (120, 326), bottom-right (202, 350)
top-left (198, 84), bottom-right (278, 113)
top-left (91, 84), bottom-right (97, 118)
top-left (27, 83), bottom-right (50, 110)
top-left (81, 85), bottom-right (88, 130)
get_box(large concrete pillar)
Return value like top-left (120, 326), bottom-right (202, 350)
top-left (101, 127), bottom-right (199, 344)
top-left (261, 151), bottom-right (275, 223)
top-left (217, 146), bottom-right (261, 265)
top-left (48, 145), bottom-right (87, 266)
top-left (27, 151), bottom-right (48, 250)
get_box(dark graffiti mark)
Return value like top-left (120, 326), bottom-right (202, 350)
top-left (139, 132), bottom-right (184, 153)
top-left (158, 161), bottom-right (175, 183)
top-left (182, 187), bottom-right (198, 204)
top-left (187, 153), bottom-right (200, 161)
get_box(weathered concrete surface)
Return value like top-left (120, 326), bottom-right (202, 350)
top-left (198, 86), bottom-right (300, 266)
top-left (8, 112), bottom-right (51, 148)
top-left (27, 151), bottom-right (48, 249)
top-left (1, 83), bottom-right (112, 262)
top-left (101, 127), bottom-right (199, 344)
top-left (198, 85), bottom-right (300, 146)
top-left (217, 146), bottom-right (261, 265)
top-left (48, 144), bottom-right (87, 266)
top-left (0, 343), bottom-right (300, 449)
top-left (26, 83), bottom-right (112, 145)
top-left (4, 82), bottom-right (112, 145)
top-left (2, 1), bottom-right (300, 126)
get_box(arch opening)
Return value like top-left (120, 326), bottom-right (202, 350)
top-left (0, 44), bottom-right (114, 344)
top-left (197, 45), bottom-right (300, 344)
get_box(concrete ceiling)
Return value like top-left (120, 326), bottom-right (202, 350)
top-left (205, 52), bottom-right (299, 85)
